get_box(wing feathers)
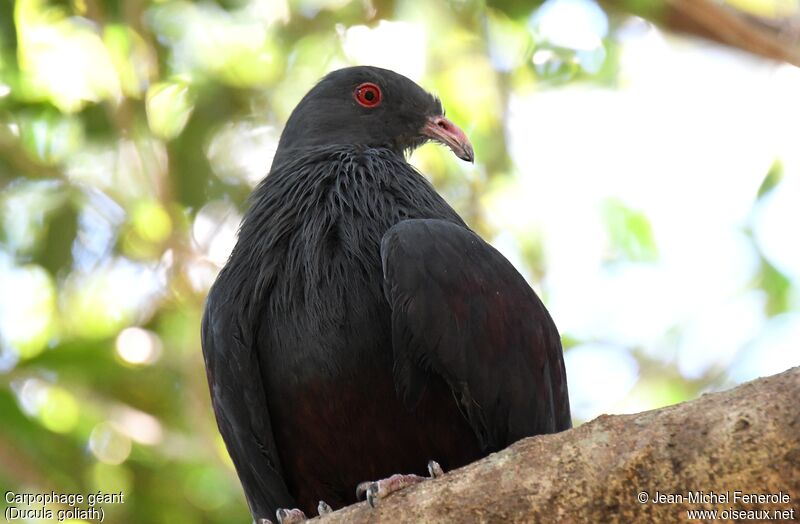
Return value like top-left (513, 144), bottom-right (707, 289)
top-left (201, 290), bottom-right (294, 519)
top-left (381, 219), bottom-right (571, 451)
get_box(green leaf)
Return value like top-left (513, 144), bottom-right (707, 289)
top-left (146, 80), bottom-right (195, 141)
top-left (756, 159), bottom-right (783, 200)
top-left (756, 255), bottom-right (791, 317)
top-left (602, 198), bottom-right (658, 263)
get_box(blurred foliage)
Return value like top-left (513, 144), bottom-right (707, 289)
top-left (602, 198), bottom-right (658, 264)
top-left (0, 0), bottom-right (797, 522)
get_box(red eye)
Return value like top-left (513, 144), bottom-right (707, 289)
top-left (354, 83), bottom-right (382, 108)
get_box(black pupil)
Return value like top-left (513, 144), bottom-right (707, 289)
top-left (364, 89), bottom-right (375, 101)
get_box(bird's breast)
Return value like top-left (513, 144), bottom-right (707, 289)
top-left (237, 151), bottom-right (480, 512)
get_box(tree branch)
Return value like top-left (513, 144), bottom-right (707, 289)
top-left (603, 0), bottom-right (800, 67)
top-left (320, 366), bottom-right (800, 522)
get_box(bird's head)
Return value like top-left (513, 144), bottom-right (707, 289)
top-left (276, 66), bottom-right (474, 163)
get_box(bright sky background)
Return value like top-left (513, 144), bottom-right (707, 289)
top-left (499, 5), bottom-right (800, 418)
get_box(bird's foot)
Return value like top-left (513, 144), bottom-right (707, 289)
top-left (274, 508), bottom-right (307, 524)
top-left (356, 460), bottom-right (444, 508)
top-left (270, 501), bottom-right (332, 524)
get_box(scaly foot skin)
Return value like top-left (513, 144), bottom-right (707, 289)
top-left (356, 460), bottom-right (444, 508)
top-left (269, 501), bottom-right (333, 524)
top-left (274, 508), bottom-right (307, 524)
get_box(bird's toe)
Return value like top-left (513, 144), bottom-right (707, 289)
top-left (355, 473), bottom-right (427, 508)
top-left (275, 508), bottom-right (307, 524)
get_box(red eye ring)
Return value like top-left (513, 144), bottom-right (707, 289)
top-left (354, 82), bottom-right (382, 108)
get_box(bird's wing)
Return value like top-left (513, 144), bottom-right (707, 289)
top-left (202, 287), bottom-right (294, 519)
top-left (381, 219), bottom-right (571, 451)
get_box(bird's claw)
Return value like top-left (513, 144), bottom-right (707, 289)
top-left (317, 500), bottom-right (333, 515)
top-left (275, 508), bottom-right (306, 524)
top-left (355, 481), bottom-right (377, 507)
top-left (356, 481), bottom-right (383, 508)
top-left (427, 460), bottom-right (444, 478)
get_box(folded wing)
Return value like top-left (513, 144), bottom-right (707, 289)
top-left (381, 219), bottom-right (571, 451)
top-left (201, 288), bottom-right (294, 520)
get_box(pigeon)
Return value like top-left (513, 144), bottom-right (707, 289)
top-left (201, 65), bottom-right (571, 523)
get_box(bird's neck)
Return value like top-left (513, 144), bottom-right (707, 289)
top-left (221, 145), bottom-right (460, 316)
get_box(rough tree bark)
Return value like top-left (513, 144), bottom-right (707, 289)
top-left (319, 366), bottom-right (799, 523)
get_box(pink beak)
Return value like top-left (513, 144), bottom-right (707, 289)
top-left (421, 116), bottom-right (474, 163)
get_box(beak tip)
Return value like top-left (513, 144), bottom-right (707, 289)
top-left (459, 144), bottom-right (475, 163)
top-left (465, 148), bottom-right (475, 163)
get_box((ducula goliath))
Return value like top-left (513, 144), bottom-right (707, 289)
top-left (201, 65), bottom-right (571, 522)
